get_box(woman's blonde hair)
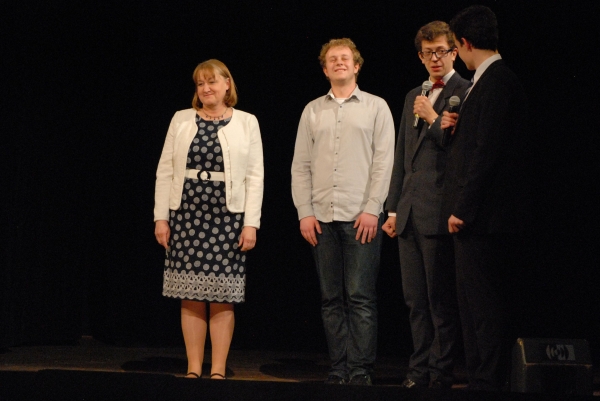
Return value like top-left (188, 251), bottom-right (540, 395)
top-left (191, 59), bottom-right (238, 109)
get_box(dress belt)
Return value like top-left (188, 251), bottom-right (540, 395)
top-left (185, 169), bottom-right (225, 181)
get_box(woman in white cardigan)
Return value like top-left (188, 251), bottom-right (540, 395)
top-left (154, 59), bottom-right (263, 379)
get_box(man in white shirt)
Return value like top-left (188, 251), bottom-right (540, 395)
top-left (382, 21), bottom-right (470, 390)
top-left (291, 38), bottom-right (394, 386)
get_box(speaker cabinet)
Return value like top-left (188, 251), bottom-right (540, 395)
top-left (511, 338), bottom-right (593, 395)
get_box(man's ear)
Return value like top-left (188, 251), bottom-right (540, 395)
top-left (460, 38), bottom-right (472, 50)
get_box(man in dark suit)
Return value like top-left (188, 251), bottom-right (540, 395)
top-left (382, 21), bottom-right (470, 389)
top-left (441, 5), bottom-right (530, 391)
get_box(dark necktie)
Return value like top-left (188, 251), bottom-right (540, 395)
top-left (459, 78), bottom-right (474, 112)
top-left (464, 77), bottom-right (474, 97)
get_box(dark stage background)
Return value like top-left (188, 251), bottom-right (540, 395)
top-left (2, 0), bottom-right (598, 363)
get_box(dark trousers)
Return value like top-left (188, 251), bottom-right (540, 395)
top-left (399, 212), bottom-right (458, 385)
top-left (454, 232), bottom-right (511, 391)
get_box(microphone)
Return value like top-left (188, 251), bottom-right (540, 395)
top-left (413, 81), bottom-right (433, 128)
top-left (442, 95), bottom-right (461, 146)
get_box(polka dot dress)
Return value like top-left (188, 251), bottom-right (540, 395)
top-left (163, 115), bottom-right (246, 303)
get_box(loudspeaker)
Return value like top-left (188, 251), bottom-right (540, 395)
top-left (511, 337), bottom-right (593, 396)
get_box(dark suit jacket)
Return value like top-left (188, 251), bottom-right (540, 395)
top-left (443, 59), bottom-right (530, 234)
top-left (387, 72), bottom-right (471, 236)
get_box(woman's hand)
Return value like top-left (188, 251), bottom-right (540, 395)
top-left (238, 226), bottom-right (257, 251)
top-left (155, 220), bottom-right (170, 249)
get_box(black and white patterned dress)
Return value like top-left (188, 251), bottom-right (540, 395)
top-left (163, 115), bottom-right (246, 303)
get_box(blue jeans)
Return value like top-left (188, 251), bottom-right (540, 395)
top-left (311, 216), bottom-right (383, 380)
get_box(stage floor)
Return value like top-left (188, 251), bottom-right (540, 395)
top-left (0, 336), bottom-right (414, 384)
top-left (1, 336), bottom-right (598, 396)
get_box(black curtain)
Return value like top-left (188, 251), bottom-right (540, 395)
top-left (2, 1), bottom-right (598, 360)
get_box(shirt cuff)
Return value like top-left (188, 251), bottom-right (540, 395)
top-left (363, 201), bottom-right (382, 217)
top-left (296, 204), bottom-right (315, 221)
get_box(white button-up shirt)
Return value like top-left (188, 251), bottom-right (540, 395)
top-left (291, 86), bottom-right (395, 222)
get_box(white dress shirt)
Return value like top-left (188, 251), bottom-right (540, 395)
top-left (291, 86), bottom-right (395, 222)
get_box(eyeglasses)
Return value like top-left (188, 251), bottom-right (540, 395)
top-left (418, 49), bottom-right (455, 60)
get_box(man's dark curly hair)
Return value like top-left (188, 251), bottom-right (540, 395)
top-left (450, 5), bottom-right (499, 51)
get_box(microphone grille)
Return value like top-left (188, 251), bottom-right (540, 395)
top-left (422, 81), bottom-right (433, 91)
top-left (449, 96), bottom-right (461, 107)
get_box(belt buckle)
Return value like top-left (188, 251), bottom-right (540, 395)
top-left (197, 170), bottom-right (211, 182)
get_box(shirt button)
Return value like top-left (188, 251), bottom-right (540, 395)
top-left (412, 167), bottom-right (416, 173)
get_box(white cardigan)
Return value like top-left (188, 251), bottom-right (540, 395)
top-left (154, 108), bottom-right (264, 228)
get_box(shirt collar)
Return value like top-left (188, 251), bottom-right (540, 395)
top-left (430, 69), bottom-right (456, 85)
top-left (326, 85), bottom-right (363, 102)
top-left (473, 53), bottom-right (502, 86)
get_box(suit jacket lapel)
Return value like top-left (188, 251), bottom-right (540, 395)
top-left (435, 73), bottom-right (462, 116)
